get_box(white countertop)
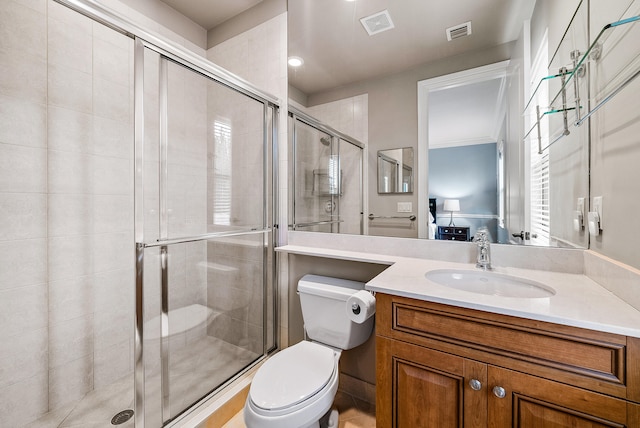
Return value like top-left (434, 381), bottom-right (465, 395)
top-left (278, 245), bottom-right (640, 338)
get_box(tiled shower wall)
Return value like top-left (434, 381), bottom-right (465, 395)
top-left (0, 1), bottom-right (134, 424)
top-left (0, 1), bottom-right (210, 425)
top-left (306, 94), bottom-right (369, 145)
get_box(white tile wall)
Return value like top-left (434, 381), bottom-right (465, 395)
top-left (48, 276), bottom-right (95, 324)
top-left (0, 50), bottom-right (47, 104)
top-left (47, 106), bottom-right (93, 153)
top-left (0, 193), bottom-right (47, 239)
top-left (0, 239), bottom-right (47, 290)
top-left (48, 65), bottom-right (93, 113)
top-left (307, 94), bottom-right (369, 145)
top-left (0, 94), bottom-right (47, 148)
top-left (48, 314), bottom-right (95, 369)
top-left (47, 18), bottom-right (93, 73)
top-left (0, 327), bottom-right (47, 389)
top-left (93, 115), bottom-right (132, 158)
top-left (0, 1), bottom-right (136, 424)
top-left (0, 0), bottom-right (47, 55)
top-left (48, 235), bottom-right (94, 281)
top-left (0, 145), bottom-right (47, 193)
top-left (0, 284), bottom-right (48, 341)
top-left (93, 338), bottom-right (131, 389)
top-left (0, 373), bottom-right (48, 427)
top-left (48, 354), bottom-right (94, 409)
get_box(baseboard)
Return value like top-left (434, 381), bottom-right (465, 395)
top-left (338, 372), bottom-right (376, 405)
top-left (201, 384), bottom-right (250, 428)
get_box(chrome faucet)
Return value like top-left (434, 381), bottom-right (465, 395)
top-left (473, 229), bottom-right (492, 270)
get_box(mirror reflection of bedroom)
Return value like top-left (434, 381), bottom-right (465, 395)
top-left (427, 74), bottom-right (507, 243)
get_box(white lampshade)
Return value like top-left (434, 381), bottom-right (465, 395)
top-left (443, 199), bottom-right (460, 212)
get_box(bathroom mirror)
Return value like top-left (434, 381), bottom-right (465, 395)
top-left (287, 0), bottom-right (590, 248)
top-left (377, 148), bottom-right (414, 194)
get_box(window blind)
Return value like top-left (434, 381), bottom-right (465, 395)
top-left (528, 33), bottom-right (551, 246)
top-left (213, 120), bottom-right (232, 226)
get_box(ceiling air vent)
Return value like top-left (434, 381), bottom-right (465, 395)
top-left (360, 10), bottom-right (395, 36)
top-left (446, 21), bottom-right (472, 41)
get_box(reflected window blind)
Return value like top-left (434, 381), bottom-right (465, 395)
top-left (529, 33), bottom-right (550, 246)
top-left (530, 147), bottom-right (550, 244)
top-left (213, 120), bottom-right (232, 225)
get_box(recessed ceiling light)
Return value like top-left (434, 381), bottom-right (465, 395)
top-left (288, 56), bottom-right (304, 67)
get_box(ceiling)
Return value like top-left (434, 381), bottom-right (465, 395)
top-left (159, 0), bottom-right (534, 97)
top-left (428, 77), bottom-right (506, 149)
top-left (287, 0), bottom-right (534, 95)
top-left (160, 0), bottom-right (264, 30)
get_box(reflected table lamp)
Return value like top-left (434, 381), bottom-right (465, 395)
top-left (444, 199), bottom-right (460, 227)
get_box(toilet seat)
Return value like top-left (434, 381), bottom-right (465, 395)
top-left (249, 341), bottom-right (337, 416)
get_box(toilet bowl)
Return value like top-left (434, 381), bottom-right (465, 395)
top-left (244, 341), bottom-right (340, 428)
top-left (244, 275), bottom-right (375, 428)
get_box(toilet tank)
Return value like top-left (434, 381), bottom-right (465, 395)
top-left (298, 275), bottom-right (374, 350)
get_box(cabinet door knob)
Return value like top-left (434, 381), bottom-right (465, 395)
top-left (492, 386), bottom-right (506, 398)
top-left (468, 379), bottom-right (482, 391)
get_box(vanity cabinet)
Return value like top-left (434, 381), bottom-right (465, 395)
top-left (376, 293), bottom-right (640, 427)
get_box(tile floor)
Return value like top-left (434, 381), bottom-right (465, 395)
top-left (222, 390), bottom-right (376, 428)
top-left (26, 336), bottom-right (258, 427)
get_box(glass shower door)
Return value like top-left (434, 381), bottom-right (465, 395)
top-left (290, 115), bottom-right (364, 234)
top-left (337, 138), bottom-right (363, 235)
top-left (292, 119), bottom-right (339, 232)
top-left (136, 46), bottom-right (276, 426)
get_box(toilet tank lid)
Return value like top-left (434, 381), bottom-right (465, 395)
top-left (298, 275), bottom-right (365, 300)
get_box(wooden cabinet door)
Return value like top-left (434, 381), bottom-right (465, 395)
top-left (377, 336), bottom-right (487, 428)
top-left (488, 366), bottom-right (636, 428)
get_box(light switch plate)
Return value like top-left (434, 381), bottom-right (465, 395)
top-left (576, 198), bottom-right (585, 230)
top-left (593, 196), bottom-right (603, 229)
top-left (577, 197), bottom-right (585, 216)
top-left (397, 202), bottom-right (412, 213)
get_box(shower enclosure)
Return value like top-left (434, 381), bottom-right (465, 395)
top-left (0, 1), bottom-right (278, 427)
top-left (289, 108), bottom-right (364, 235)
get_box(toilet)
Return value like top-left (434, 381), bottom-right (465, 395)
top-left (244, 275), bottom-right (375, 428)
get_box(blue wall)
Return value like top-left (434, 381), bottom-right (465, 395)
top-left (429, 143), bottom-right (498, 240)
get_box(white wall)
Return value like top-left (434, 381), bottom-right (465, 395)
top-left (589, 0), bottom-right (640, 270)
top-left (504, 23), bottom-right (526, 239)
top-left (101, 0), bottom-right (207, 52)
top-left (529, 0), bottom-right (640, 267)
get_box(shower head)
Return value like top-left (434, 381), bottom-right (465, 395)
top-left (320, 136), bottom-right (331, 146)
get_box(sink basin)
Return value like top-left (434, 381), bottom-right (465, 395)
top-left (425, 269), bottom-right (556, 298)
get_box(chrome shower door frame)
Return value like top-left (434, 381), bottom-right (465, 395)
top-left (289, 107), bottom-right (365, 235)
top-left (134, 42), bottom-right (279, 426)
